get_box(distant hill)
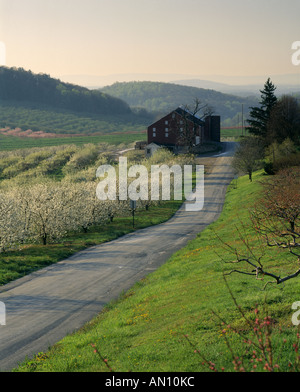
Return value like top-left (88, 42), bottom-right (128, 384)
top-left (0, 67), bottom-right (153, 136)
top-left (173, 79), bottom-right (300, 96)
top-left (0, 66), bottom-right (131, 116)
top-left (60, 72), bottom-right (300, 91)
top-left (100, 81), bottom-right (259, 126)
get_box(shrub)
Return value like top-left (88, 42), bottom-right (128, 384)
top-left (263, 160), bottom-right (275, 175)
top-left (62, 144), bottom-right (100, 174)
top-left (264, 138), bottom-right (300, 173)
top-left (272, 152), bottom-right (300, 173)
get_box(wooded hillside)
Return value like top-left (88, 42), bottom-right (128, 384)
top-left (0, 66), bottom-right (131, 116)
top-left (0, 67), bottom-right (153, 136)
top-left (101, 81), bottom-right (259, 126)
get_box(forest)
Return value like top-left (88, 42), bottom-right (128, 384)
top-left (100, 81), bottom-right (259, 126)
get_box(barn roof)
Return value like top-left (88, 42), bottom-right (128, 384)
top-left (147, 106), bottom-right (205, 128)
top-left (174, 106), bottom-right (205, 126)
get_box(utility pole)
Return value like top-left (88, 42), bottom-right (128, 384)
top-left (241, 104), bottom-right (244, 136)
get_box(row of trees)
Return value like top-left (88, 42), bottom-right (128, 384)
top-left (0, 143), bottom-right (105, 182)
top-left (0, 144), bottom-right (126, 249)
top-left (0, 100), bottom-right (149, 135)
top-left (0, 178), bottom-right (164, 250)
top-left (0, 182), bottom-right (123, 249)
top-left (0, 146), bottom-right (193, 250)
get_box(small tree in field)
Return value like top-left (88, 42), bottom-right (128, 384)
top-left (19, 183), bottom-right (75, 245)
top-left (70, 182), bottom-right (123, 231)
top-left (257, 167), bottom-right (300, 233)
top-left (0, 191), bottom-right (22, 251)
top-left (232, 136), bottom-right (264, 182)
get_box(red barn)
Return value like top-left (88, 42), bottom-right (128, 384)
top-left (146, 107), bottom-right (220, 156)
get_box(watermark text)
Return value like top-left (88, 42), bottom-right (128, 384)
top-left (292, 41), bottom-right (300, 66)
top-left (0, 301), bottom-right (6, 326)
top-left (292, 302), bottom-right (300, 326)
top-left (96, 157), bottom-right (204, 212)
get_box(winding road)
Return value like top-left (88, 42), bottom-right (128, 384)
top-left (0, 142), bottom-right (235, 371)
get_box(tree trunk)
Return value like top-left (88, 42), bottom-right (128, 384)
top-left (290, 221), bottom-right (295, 232)
top-left (42, 234), bottom-right (47, 245)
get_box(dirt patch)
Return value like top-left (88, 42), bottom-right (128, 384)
top-left (0, 127), bottom-right (77, 138)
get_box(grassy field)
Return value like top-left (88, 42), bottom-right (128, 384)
top-left (221, 127), bottom-right (249, 140)
top-left (0, 132), bottom-right (146, 151)
top-left (0, 127), bottom-right (241, 152)
top-left (13, 170), bottom-right (300, 372)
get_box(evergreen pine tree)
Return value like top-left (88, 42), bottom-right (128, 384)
top-left (247, 78), bottom-right (277, 139)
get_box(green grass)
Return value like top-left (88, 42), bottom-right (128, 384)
top-left (221, 127), bottom-right (250, 140)
top-left (13, 170), bottom-right (300, 372)
top-left (0, 126), bottom-right (245, 152)
top-left (0, 132), bottom-right (146, 151)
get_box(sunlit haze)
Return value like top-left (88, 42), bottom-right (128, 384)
top-left (1, 0), bottom-right (300, 86)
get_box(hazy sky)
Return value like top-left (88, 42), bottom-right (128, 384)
top-left (0, 0), bottom-right (300, 82)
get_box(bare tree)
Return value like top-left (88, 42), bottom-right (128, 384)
top-left (220, 167), bottom-right (300, 288)
top-left (232, 136), bottom-right (264, 182)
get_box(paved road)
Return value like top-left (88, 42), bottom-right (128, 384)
top-left (0, 142), bottom-right (235, 371)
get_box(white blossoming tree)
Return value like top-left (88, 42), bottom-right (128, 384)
top-left (0, 191), bottom-right (23, 251)
top-left (17, 183), bottom-right (76, 245)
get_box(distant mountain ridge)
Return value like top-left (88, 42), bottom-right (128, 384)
top-left (173, 79), bottom-right (300, 96)
top-left (60, 72), bottom-right (300, 94)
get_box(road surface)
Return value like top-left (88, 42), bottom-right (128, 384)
top-left (0, 142), bottom-right (235, 371)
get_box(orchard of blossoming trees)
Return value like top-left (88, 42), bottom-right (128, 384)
top-left (0, 182), bottom-right (127, 248)
top-left (0, 143), bottom-right (193, 250)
